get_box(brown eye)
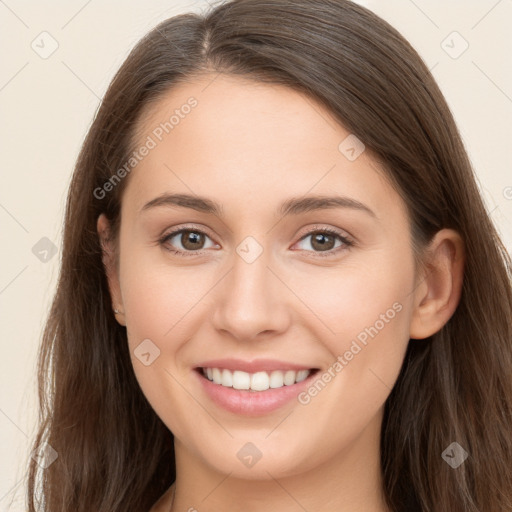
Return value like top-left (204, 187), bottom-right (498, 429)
top-left (309, 232), bottom-right (337, 251)
top-left (294, 228), bottom-right (353, 257)
top-left (160, 228), bottom-right (217, 256)
top-left (179, 230), bottom-right (206, 250)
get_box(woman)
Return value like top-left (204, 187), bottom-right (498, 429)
top-left (27, 1), bottom-right (512, 511)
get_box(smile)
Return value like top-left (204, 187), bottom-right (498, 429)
top-left (194, 363), bottom-right (320, 416)
top-left (200, 367), bottom-right (314, 391)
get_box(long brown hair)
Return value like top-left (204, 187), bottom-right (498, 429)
top-left (27, 1), bottom-right (512, 510)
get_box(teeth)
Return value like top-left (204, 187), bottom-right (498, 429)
top-left (233, 370), bottom-right (250, 390)
top-left (212, 368), bottom-right (222, 385)
top-left (221, 369), bottom-right (233, 387)
top-left (269, 370), bottom-right (284, 388)
top-left (201, 367), bottom-right (312, 391)
top-left (283, 370), bottom-right (296, 386)
top-left (296, 370), bottom-right (309, 382)
top-left (251, 371), bottom-right (269, 391)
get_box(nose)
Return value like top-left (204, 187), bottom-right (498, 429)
top-left (211, 249), bottom-right (292, 342)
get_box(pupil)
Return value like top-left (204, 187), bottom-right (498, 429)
top-left (183, 231), bottom-right (203, 249)
top-left (313, 233), bottom-right (334, 251)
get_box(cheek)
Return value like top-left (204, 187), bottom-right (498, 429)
top-left (118, 249), bottom-right (207, 439)
top-left (119, 245), bottom-right (211, 342)
top-left (292, 254), bottom-right (415, 441)
top-left (288, 250), bottom-right (414, 418)
top-left (285, 250), bottom-right (414, 351)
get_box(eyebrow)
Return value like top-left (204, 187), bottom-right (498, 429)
top-left (140, 193), bottom-right (376, 218)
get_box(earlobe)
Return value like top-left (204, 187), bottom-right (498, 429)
top-left (409, 229), bottom-right (465, 340)
top-left (97, 213), bottom-right (126, 326)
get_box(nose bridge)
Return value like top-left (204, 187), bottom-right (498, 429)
top-left (211, 240), bottom-right (289, 340)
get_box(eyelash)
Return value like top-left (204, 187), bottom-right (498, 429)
top-left (158, 225), bottom-right (354, 258)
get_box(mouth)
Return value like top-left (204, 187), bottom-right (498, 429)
top-left (193, 364), bottom-right (321, 416)
top-left (195, 367), bottom-right (320, 392)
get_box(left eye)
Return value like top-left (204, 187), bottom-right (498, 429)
top-left (292, 228), bottom-right (353, 257)
top-left (294, 229), bottom-right (350, 254)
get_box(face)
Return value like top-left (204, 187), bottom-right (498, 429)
top-left (101, 73), bottom-right (422, 480)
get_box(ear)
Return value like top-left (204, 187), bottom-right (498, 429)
top-left (97, 213), bottom-right (126, 326)
top-left (409, 229), bottom-right (465, 339)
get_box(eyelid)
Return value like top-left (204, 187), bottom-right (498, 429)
top-left (160, 223), bottom-right (217, 241)
top-left (161, 223), bottom-right (352, 243)
top-left (295, 223), bottom-right (352, 241)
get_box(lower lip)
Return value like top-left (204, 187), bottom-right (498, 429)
top-left (194, 369), bottom-right (318, 416)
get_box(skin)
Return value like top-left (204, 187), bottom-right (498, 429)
top-left (97, 73), bottom-right (465, 512)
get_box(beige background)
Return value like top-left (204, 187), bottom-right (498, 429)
top-left (1, 0), bottom-right (511, 509)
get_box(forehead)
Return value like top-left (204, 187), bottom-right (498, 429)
top-left (124, 73), bottom-right (406, 226)
top-left (135, 73), bottom-right (346, 162)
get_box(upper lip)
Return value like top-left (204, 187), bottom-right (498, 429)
top-left (195, 358), bottom-right (317, 373)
